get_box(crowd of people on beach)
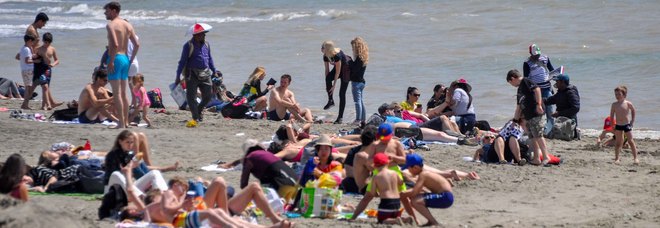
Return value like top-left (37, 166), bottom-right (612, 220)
top-left (1, 1), bottom-right (645, 227)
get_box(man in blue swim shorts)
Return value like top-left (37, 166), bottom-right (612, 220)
top-left (400, 154), bottom-right (454, 226)
top-left (104, 1), bottom-right (140, 129)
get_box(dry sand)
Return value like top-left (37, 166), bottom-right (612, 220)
top-left (0, 99), bottom-right (659, 228)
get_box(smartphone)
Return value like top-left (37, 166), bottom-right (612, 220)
top-left (124, 151), bottom-right (136, 164)
top-left (267, 78), bottom-right (277, 86)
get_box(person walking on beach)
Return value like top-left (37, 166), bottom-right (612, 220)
top-left (610, 86), bottom-right (639, 165)
top-left (322, 40), bottom-right (350, 124)
top-left (524, 44), bottom-right (555, 134)
top-left (349, 37), bottom-right (369, 126)
top-left (15, 12), bottom-right (48, 61)
top-left (507, 69), bottom-right (551, 166)
top-left (175, 23), bottom-right (218, 122)
top-left (104, 1), bottom-right (140, 128)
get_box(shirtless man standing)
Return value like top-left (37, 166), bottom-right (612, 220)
top-left (77, 69), bottom-right (117, 124)
top-left (267, 74), bottom-right (313, 122)
top-left (104, 1), bottom-right (139, 128)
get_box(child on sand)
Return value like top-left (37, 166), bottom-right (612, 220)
top-left (370, 153), bottom-right (410, 224)
top-left (19, 34), bottom-right (35, 109)
top-left (610, 86), bottom-right (638, 165)
top-left (401, 153), bottom-right (454, 226)
top-left (34, 32), bottom-right (62, 110)
top-left (128, 74), bottom-right (152, 127)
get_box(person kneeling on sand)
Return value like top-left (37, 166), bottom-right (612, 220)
top-left (77, 68), bottom-right (118, 124)
top-left (400, 153), bottom-right (454, 226)
top-left (370, 153), bottom-right (413, 225)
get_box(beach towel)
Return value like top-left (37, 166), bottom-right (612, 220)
top-left (200, 164), bottom-right (242, 172)
top-left (29, 191), bottom-right (103, 201)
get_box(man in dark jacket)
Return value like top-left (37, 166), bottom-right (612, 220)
top-left (545, 74), bottom-right (580, 138)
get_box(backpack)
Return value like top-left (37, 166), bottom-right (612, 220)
top-left (147, 88), bottom-right (165, 108)
top-left (98, 184), bottom-right (128, 220)
top-left (77, 165), bottom-right (105, 194)
top-left (220, 96), bottom-right (250, 119)
top-left (548, 116), bottom-right (576, 141)
top-left (182, 40), bottom-right (210, 79)
top-left (49, 107), bottom-right (78, 121)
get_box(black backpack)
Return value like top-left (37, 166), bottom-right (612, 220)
top-left (221, 96), bottom-right (249, 119)
top-left (49, 107), bottom-right (78, 121)
top-left (147, 88), bottom-right (165, 109)
top-left (77, 166), bottom-right (105, 194)
top-left (98, 184), bottom-right (128, 220)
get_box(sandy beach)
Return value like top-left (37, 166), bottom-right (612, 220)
top-left (0, 99), bottom-right (659, 228)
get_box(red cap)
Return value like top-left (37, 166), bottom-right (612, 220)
top-left (373, 153), bottom-right (390, 167)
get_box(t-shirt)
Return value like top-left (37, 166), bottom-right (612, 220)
top-left (323, 50), bottom-right (349, 80)
top-left (400, 101), bottom-right (419, 111)
top-left (451, 88), bottom-right (475, 116)
top-left (517, 78), bottom-right (542, 120)
top-left (133, 86), bottom-right (151, 108)
top-left (19, 46), bottom-right (33, 71)
top-left (349, 56), bottom-right (366, 83)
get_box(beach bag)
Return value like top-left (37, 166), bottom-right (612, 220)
top-left (548, 116), bottom-right (576, 141)
top-left (221, 96), bottom-right (249, 119)
top-left (49, 107), bottom-right (78, 121)
top-left (298, 187), bottom-right (342, 218)
top-left (77, 166), bottom-right (105, 194)
top-left (169, 83), bottom-right (187, 109)
top-left (147, 88), bottom-right (165, 108)
top-left (98, 184), bottom-right (128, 220)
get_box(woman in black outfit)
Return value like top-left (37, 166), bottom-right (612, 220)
top-left (322, 40), bottom-right (350, 124)
top-left (349, 37), bottom-right (369, 126)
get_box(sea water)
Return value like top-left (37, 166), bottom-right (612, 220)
top-left (1, 0), bottom-right (659, 137)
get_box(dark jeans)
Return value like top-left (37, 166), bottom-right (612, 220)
top-left (186, 69), bottom-right (213, 121)
top-left (325, 69), bottom-right (349, 119)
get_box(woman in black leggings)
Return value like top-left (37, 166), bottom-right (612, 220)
top-left (322, 40), bottom-right (349, 124)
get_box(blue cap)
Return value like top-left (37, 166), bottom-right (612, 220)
top-left (402, 153), bottom-right (424, 169)
top-left (555, 74), bottom-right (570, 82)
top-left (377, 123), bottom-right (393, 141)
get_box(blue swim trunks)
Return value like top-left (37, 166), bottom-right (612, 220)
top-left (107, 54), bottom-right (129, 80)
top-left (423, 191), bottom-right (454, 208)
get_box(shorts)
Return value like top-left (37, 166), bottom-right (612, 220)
top-left (107, 54), bottom-right (129, 81)
top-left (268, 110), bottom-right (290, 121)
top-left (128, 60), bottom-right (139, 77)
top-left (423, 191), bottom-right (454, 208)
top-left (340, 177), bottom-right (366, 195)
top-left (419, 116), bottom-right (444, 131)
top-left (377, 198), bottom-right (401, 223)
top-left (21, 70), bottom-right (33, 87)
top-left (78, 110), bottom-right (102, 124)
top-left (172, 210), bottom-right (201, 228)
top-left (525, 115), bottom-right (545, 138)
top-left (615, 124), bottom-right (632, 133)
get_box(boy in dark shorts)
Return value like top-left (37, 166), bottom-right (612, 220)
top-left (610, 85), bottom-right (639, 165)
top-left (400, 153), bottom-right (454, 226)
top-left (370, 153), bottom-right (411, 224)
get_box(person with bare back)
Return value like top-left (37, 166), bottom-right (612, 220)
top-left (610, 86), bottom-right (639, 165)
top-left (33, 32), bottom-right (63, 110)
top-left (104, 1), bottom-right (140, 129)
top-left (267, 74), bottom-right (313, 122)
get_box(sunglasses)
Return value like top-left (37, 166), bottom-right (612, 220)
top-left (484, 135), bottom-right (495, 139)
top-left (412, 94), bottom-right (421, 97)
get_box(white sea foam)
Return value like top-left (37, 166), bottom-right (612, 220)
top-left (401, 12), bottom-right (416, 17)
top-left (0, 8), bottom-right (34, 14)
top-left (165, 12), bottom-right (309, 24)
top-left (316, 9), bottom-right (353, 19)
top-left (36, 6), bottom-right (62, 13)
top-left (46, 21), bottom-right (106, 30)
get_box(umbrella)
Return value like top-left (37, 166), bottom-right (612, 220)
top-left (186, 23), bottom-right (212, 36)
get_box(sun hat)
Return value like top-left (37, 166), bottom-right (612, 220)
top-left (314, 134), bottom-right (333, 148)
top-left (451, 78), bottom-right (472, 93)
top-left (187, 23), bottom-right (212, 36)
top-left (373, 153), bottom-right (390, 168)
top-left (377, 123), bottom-right (394, 141)
top-left (402, 153), bottom-right (424, 169)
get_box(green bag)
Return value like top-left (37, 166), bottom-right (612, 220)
top-left (298, 187), bottom-right (342, 218)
